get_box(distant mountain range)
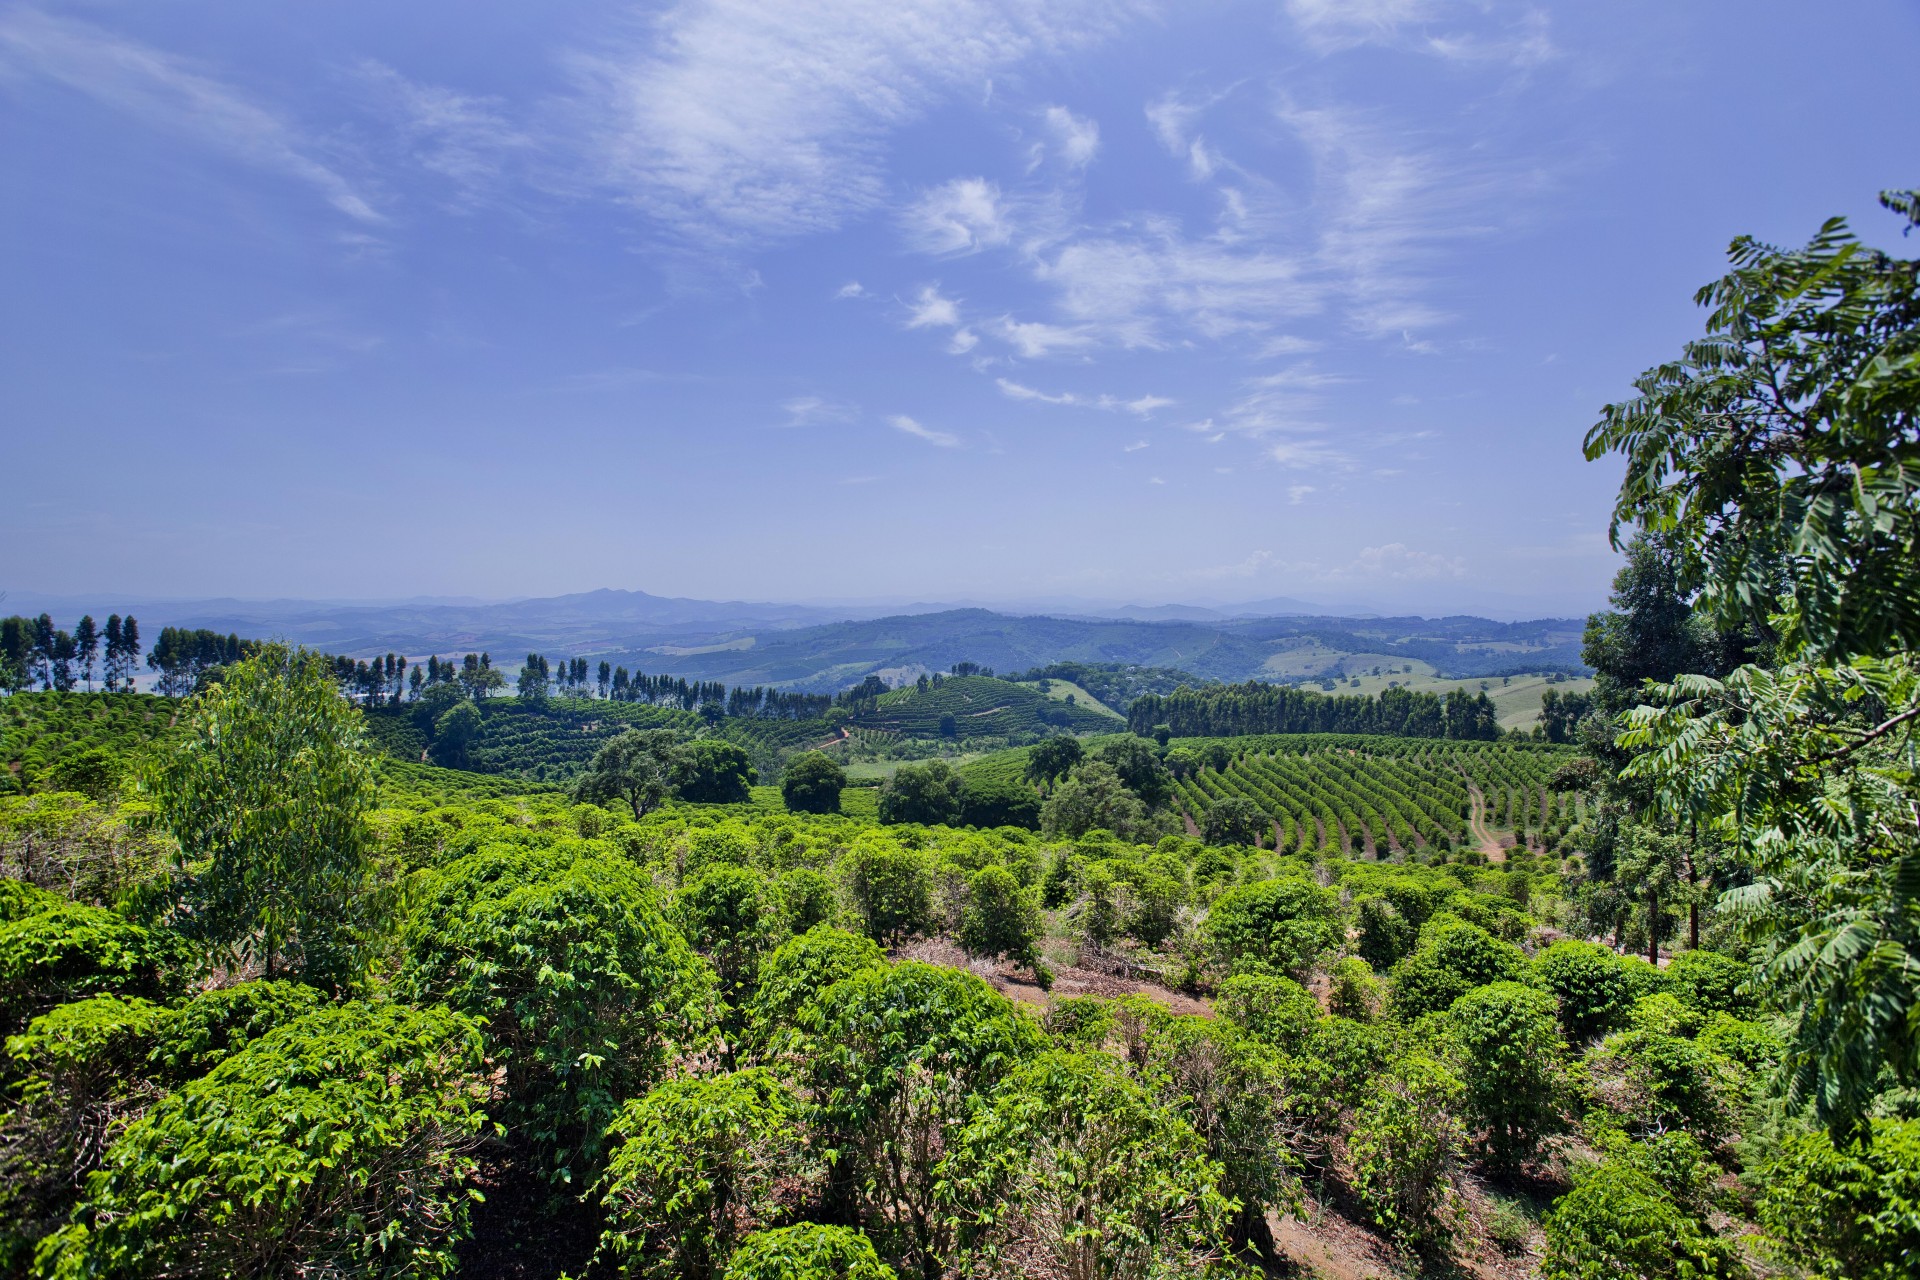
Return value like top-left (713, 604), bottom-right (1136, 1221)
top-left (1, 588), bottom-right (1591, 693)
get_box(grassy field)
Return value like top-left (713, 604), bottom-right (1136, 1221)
top-left (1014, 678), bottom-right (1125, 719)
top-left (1311, 660), bottom-right (1592, 730)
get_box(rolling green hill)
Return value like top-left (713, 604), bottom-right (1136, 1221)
top-left (1, 692), bottom-right (181, 793)
top-left (848, 675), bottom-right (1117, 741)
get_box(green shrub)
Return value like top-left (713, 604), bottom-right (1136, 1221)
top-left (1532, 940), bottom-right (1632, 1042)
top-left (957, 865), bottom-right (1046, 982)
top-left (941, 1050), bottom-right (1231, 1279)
top-left (1542, 1144), bottom-right (1741, 1279)
top-left (1203, 877), bottom-right (1339, 979)
top-left (1348, 1052), bottom-right (1468, 1247)
top-left (0, 903), bottom-right (190, 1038)
top-left (1388, 918), bottom-right (1527, 1021)
top-left (778, 867), bottom-right (839, 934)
top-left (1, 995), bottom-right (164, 1270)
top-left (1667, 949), bottom-right (1755, 1018)
top-left (1042, 995), bottom-right (1116, 1050)
top-left (597, 1069), bottom-right (809, 1279)
top-left (1215, 973), bottom-right (1320, 1051)
top-left (744, 925), bottom-right (886, 1060)
top-left (1595, 1028), bottom-right (1739, 1145)
top-left (1756, 1118), bottom-right (1920, 1280)
top-left (39, 1002), bottom-right (488, 1280)
top-left (800, 962), bottom-right (1044, 1270)
top-left (723, 1224), bottom-right (897, 1280)
top-left (1448, 981), bottom-right (1568, 1166)
top-left (676, 863), bottom-right (785, 1005)
top-left (843, 835), bottom-right (932, 943)
top-left (148, 978), bottom-right (328, 1080)
top-left (1328, 956), bottom-right (1384, 1022)
top-left (398, 846), bottom-right (718, 1183)
top-left (1355, 896), bottom-right (1416, 971)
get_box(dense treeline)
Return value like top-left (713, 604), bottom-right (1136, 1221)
top-left (1010, 662), bottom-right (1198, 713)
top-left (1130, 681), bottom-right (1500, 741)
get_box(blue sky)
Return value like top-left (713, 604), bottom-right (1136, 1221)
top-left (2, 0), bottom-right (1914, 618)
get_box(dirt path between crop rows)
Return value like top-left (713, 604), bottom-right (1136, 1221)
top-left (1466, 783), bottom-right (1506, 862)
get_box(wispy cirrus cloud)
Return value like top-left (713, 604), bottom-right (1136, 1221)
top-left (887, 413), bottom-right (960, 447)
top-left (995, 378), bottom-right (1172, 416)
top-left (0, 7), bottom-right (379, 222)
top-left (573, 0), bottom-right (1154, 247)
top-left (780, 396), bottom-right (856, 427)
top-left (1039, 105), bottom-right (1099, 168)
top-left (354, 60), bottom-right (530, 209)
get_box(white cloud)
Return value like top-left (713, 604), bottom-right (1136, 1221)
top-left (1149, 476), bottom-right (1166, 485)
top-left (1287, 484), bottom-right (1316, 504)
top-left (781, 395), bottom-right (855, 427)
top-left (1144, 89), bottom-right (1227, 181)
top-left (887, 413), bottom-right (960, 447)
top-left (905, 284), bottom-right (962, 329)
top-left (835, 281), bottom-right (868, 299)
top-left (988, 315), bottom-right (1098, 358)
top-left (575, 0), bottom-right (1153, 246)
top-left (355, 61), bottom-right (528, 206)
top-left (1267, 439), bottom-right (1350, 469)
top-left (1326, 541), bottom-right (1465, 580)
top-left (1041, 104), bottom-right (1099, 167)
top-left (948, 328), bottom-right (980, 354)
top-left (900, 177), bottom-right (1012, 255)
top-left (0, 9), bottom-right (379, 222)
top-left (996, 379), bottom-right (1174, 415)
top-left (1124, 440), bottom-right (1150, 452)
top-left (1120, 394), bottom-right (1174, 416)
top-left (997, 378), bottom-right (1078, 405)
top-left (1283, 0), bottom-right (1436, 52)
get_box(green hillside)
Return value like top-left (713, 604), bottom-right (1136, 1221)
top-left (1, 692), bottom-right (181, 793)
top-left (850, 675), bottom-right (1117, 741)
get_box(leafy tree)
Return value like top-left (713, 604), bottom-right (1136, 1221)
top-left (941, 1050), bottom-right (1231, 1280)
top-left (957, 776), bottom-right (1041, 830)
top-left (574, 728), bottom-right (688, 819)
top-left (724, 1225), bottom-right (897, 1280)
top-left (1203, 877), bottom-right (1340, 979)
top-left (1200, 795), bottom-right (1267, 848)
top-left (1756, 1117), bottom-right (1920, 1280)
top-left (799, 962), bottom-right (1044, 1275)
top-left (149, 645), bottom-right (376, 985)
top-left (72, 617), bottom-right (96, 692)
top-left (957, 864), bottom-right (1047, 983)
top-left (398, 847), bottom-right (718, 1183)
top-left (878, 760), bottom-right (964, 826)
top-left (430, 699), bottom-right (482, 767)
top-left (597, 1069), bottom-right (809, 1280)
top-left (1448, 981), bottom-right (1568, 1167)
top-left (1585, 188), bottom-right (1920, 664)
top-left (37, 1002), bottom-right (488, 1280)
top-left (1585, 191), bottom-right (1920, 1137)
top-left (675, 738), bottom-right (756, 804)
top-left (1039, 761), bottom-right (1149, 841)
top-left (843, 835), bottom-right (933, 943)
top-left (782, 750), bottom-right (846, 814)
top-left (1093, 736), bottom-right (1173, 808)
top-left (1024, 735), bottom-right (1083, 791)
